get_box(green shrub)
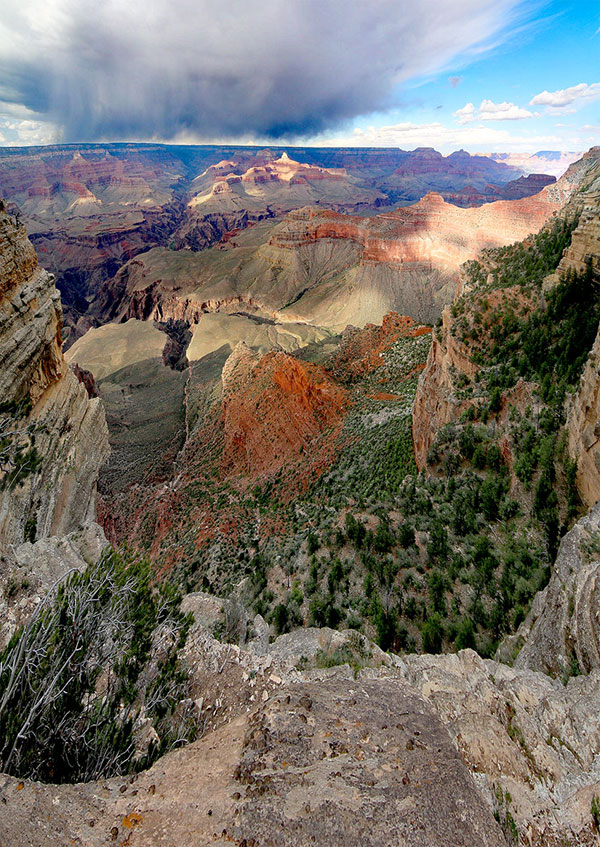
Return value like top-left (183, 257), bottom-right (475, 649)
top-left (421, 613), bottom-right (444, 653)
top-left (0, 549), bottom-right (195, 783)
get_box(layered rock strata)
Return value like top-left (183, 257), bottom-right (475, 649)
top-left (94, 177), bottom-right (564, 340)
top-left (0, 203), bottom-right (109, 548)
top-left (568, 323), bottom-right (600, 508)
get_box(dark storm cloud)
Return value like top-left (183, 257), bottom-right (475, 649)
top-left (0, 0), bottom-right (526, 142)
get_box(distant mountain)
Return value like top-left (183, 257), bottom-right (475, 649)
top-left (484, 150), bottom-right (582, 178)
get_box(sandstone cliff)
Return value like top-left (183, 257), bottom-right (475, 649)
top-left (412, 303), bottom-right (479, 468)
top-left (0, 203), bottom-right (109, 548)
top-left (568, 317), bottom-right (600, 508)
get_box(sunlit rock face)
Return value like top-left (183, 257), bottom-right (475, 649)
top-left (0, 143), bottom-right (552, 342)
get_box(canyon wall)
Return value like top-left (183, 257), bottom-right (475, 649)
top-left (92, 178), bottom-right (565, 342)
top-left (0, 203), bottom-right (109, 548)
top-left (568, 316), bottom-right (600, 509)
top-left (0, 143), bottom-right (553, 341)
top-left (565, 161), bottom-right (600, 507)
top-left (412, 304), bottom-right (478, 468)
top-left (413, 148), bottom-right (600, 476)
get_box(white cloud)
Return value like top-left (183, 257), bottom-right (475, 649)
top-left (317, 120), bottom-right (565, 154)
top-left (455, 102), bottom-right (476, 123)
top-left (454, 99), bottom-right (533, 124)
top-left (530, 82), bottom-right (600, 108)
top-left (479, 99), bottom-right (534, 120)
top-left (0, 105), bottom-right (57, 145)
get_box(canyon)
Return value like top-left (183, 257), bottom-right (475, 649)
top-left (79, 173), bottom-right (566, 353)
top-left (0, 142), bottom-right (554, 344)
top-left (2, 144), bottom-right (600, 846)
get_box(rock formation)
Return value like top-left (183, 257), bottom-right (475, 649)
top-left (561, 166), bottom-right (600, 509)
top-left (568, 322), bottom-right (600, 509)
top-left (92, 177), bottom-right (565, 343)
top-left (0, 203), bottom-right (109, 553)
top-left (4, 564), bottom-right (600, 845)
top-left (0, 143), bottom-right (550, 340)
top-left (221, 342), bottom-right (349, 479)
top-left (411, 305), bottom-right (478, 468)
top-left (496, 501), bottom-right (600, 676)
top-left (0, 674), bottom-right (508, 847)
top-left (413, 148), bottom-right (600, 472)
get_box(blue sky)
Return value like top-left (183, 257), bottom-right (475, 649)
top-left (0, 0), bottom-right (597, 154)
top-left (313, 0), bottom-right (600, 153)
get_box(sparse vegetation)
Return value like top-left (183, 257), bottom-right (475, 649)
top-left (0, 549), bottom-right (196, 783)
top-left (0, 398), bottom-right (42, 493)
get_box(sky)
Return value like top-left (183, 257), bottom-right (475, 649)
top-left (0, 0), bottom-right (598, 154)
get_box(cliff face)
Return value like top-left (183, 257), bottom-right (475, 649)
top-left (413, 148), bottom-right (600, 477)
top-left (412, 305), bottom-right (479, 468)
top-left (568, 320), bottom-right (600, 508)
top-left (552, 153), bottom-right (600, 507)
top-left (270, 188), bottom-right (560, 269)
top-left (498, 502), bottom-right (600, 676)
top-left (0, 204), bottom-right (109, 548)
top-left (0, 209), bottom-right (63, 403)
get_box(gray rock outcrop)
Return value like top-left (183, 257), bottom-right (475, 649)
top-left (496, 502), bottom-right (600, 677)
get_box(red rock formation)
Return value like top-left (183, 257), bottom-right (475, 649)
top-left (220, 342), bottom-right (349, 480)
top-left (98, 311), bottom-right (431, 568)
top-left (272, 185), bottom-right (562, 271)
top-left (332, 313), bottom-right (431, 381)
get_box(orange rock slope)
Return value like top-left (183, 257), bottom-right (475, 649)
top-left (220, 342), bottom-right (349, 480)
top-left (98, 312), bottom-right (429, 569)
top-left (98, 340), bottom-right (351, 562)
